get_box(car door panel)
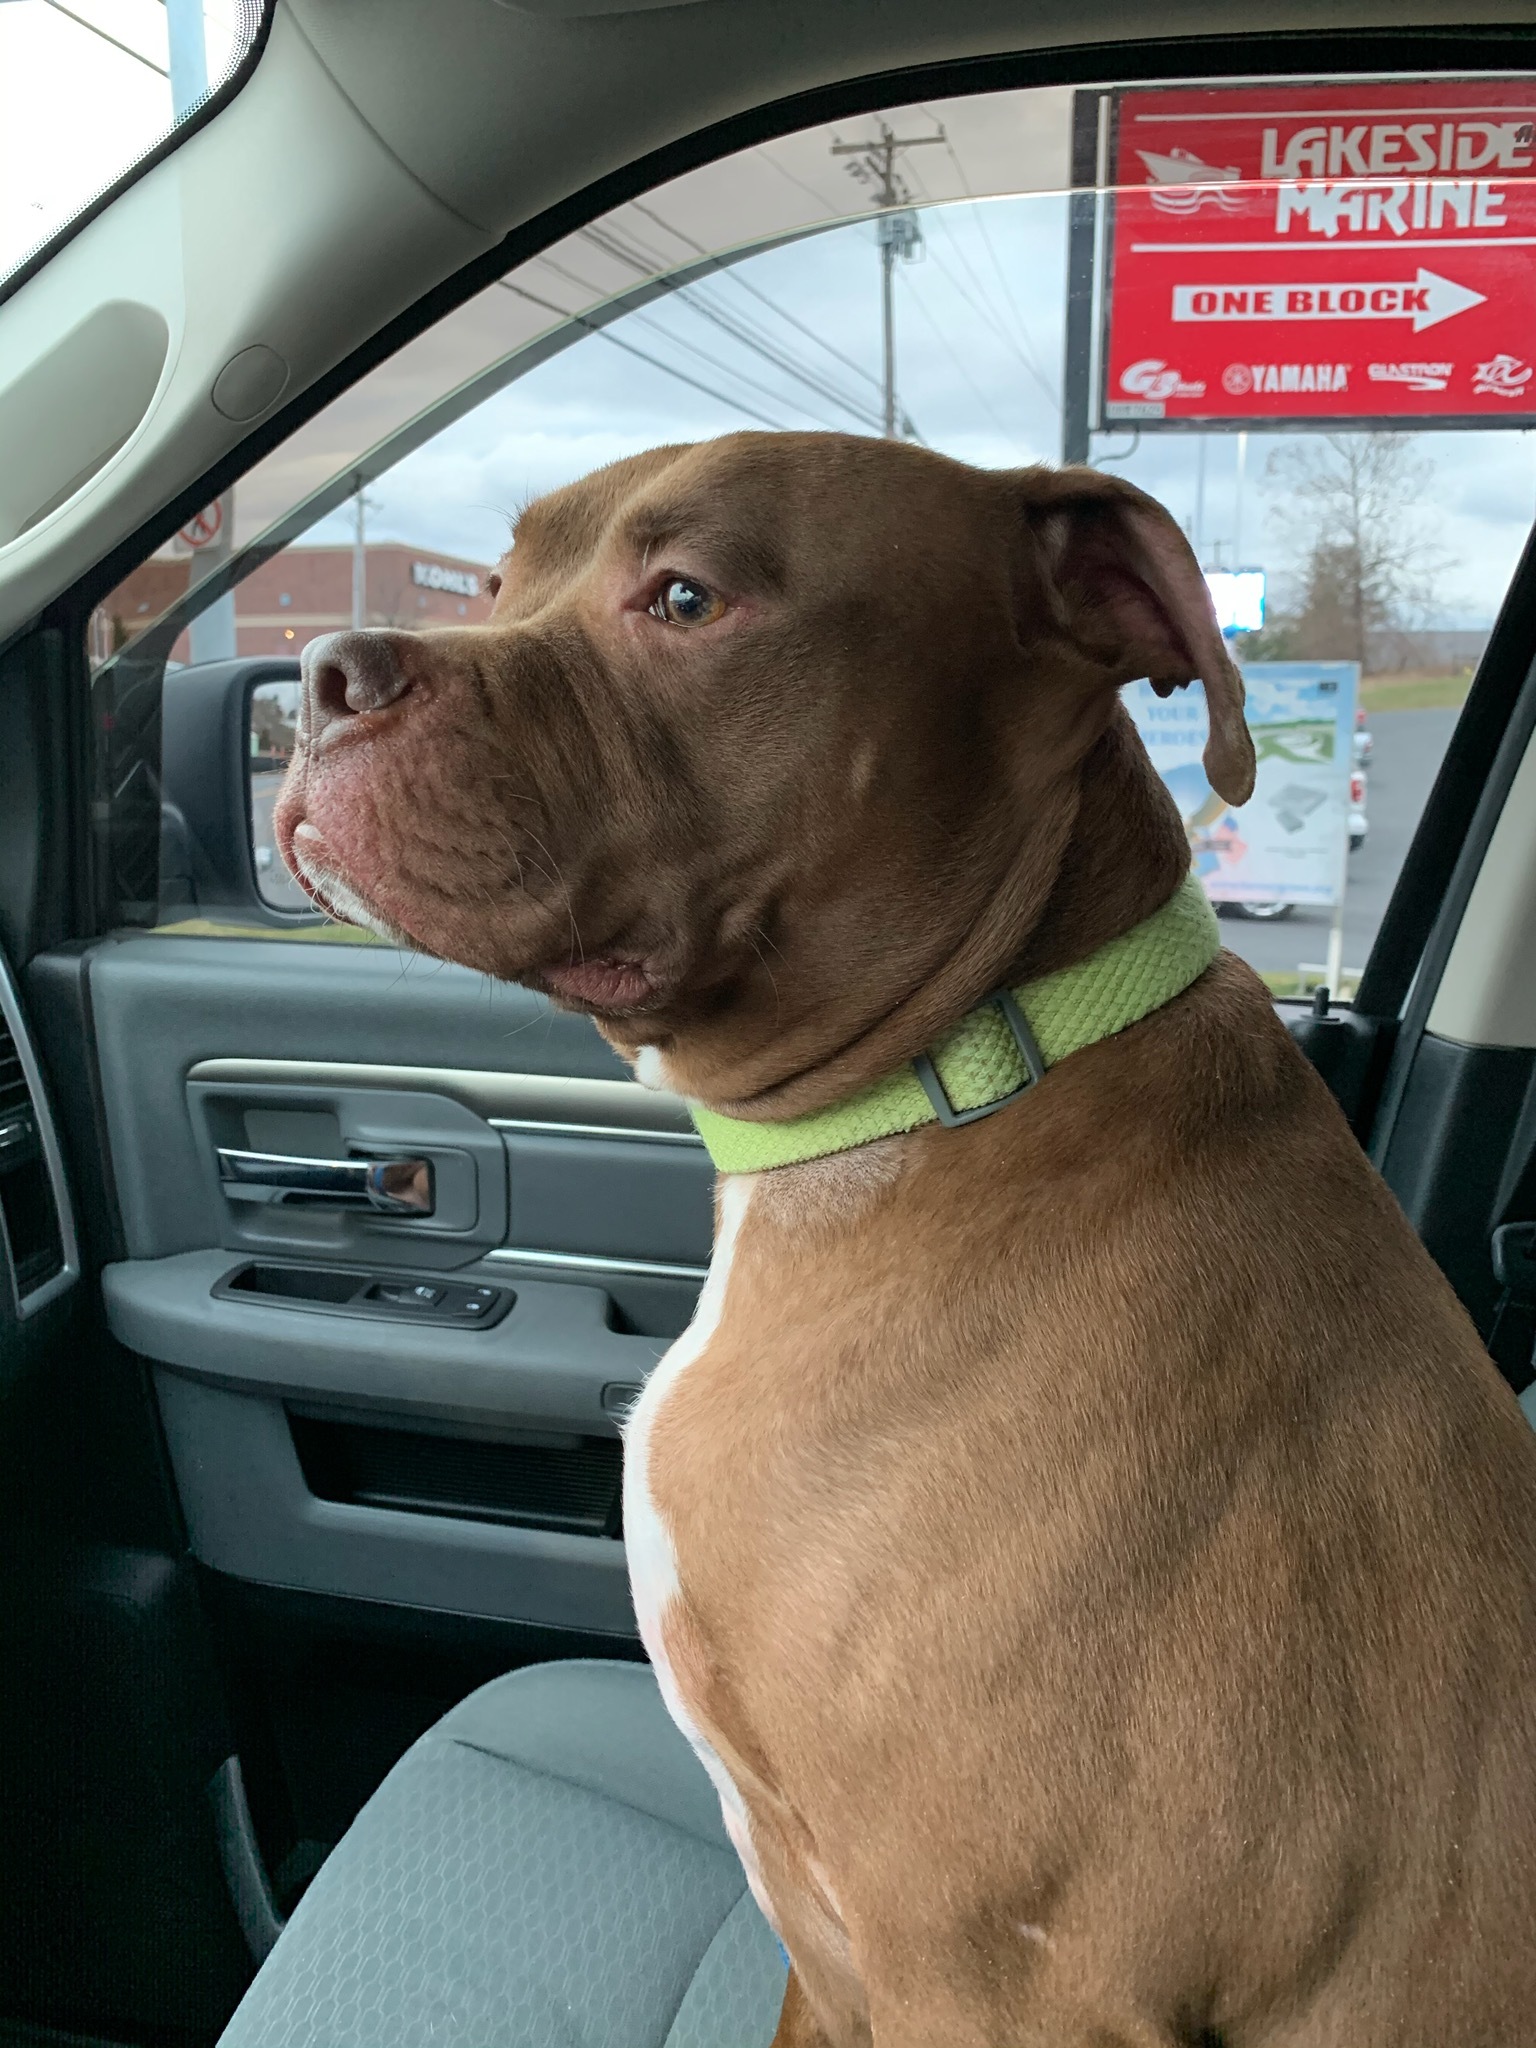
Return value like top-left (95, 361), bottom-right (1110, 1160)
top-left (149, 1362), bottom-right (641, 1632)
top-left (52, 933), bottom-right (713, 1641)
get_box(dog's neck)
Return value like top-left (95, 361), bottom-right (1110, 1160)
top-left (612, 703), bottom-right (1192, 1125)
top-left (1003, 707), bottom-right (1193, 990)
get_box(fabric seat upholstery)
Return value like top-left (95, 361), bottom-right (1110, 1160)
top-left (216, 1659), bottom-right (787, 2048)
top-left (222, 1392), bottom-right (1536, 2046)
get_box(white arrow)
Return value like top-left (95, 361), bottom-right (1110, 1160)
top-left (1172, 268), bottom-right (1486, 334)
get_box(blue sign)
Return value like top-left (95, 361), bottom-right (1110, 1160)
top-left (1126, 659), bottom-right (1359, 906)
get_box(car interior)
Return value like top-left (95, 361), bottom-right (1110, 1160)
top-left (5, 2), bottom-right (1536, 2043)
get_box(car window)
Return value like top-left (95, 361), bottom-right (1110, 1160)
top-left (1, 0), bottom-right (270, 294)
top-left (91, 70), bottom-right (1536, 1005)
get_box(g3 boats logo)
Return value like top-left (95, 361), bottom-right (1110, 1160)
top-left (1119, 358), bottom-right (1207, 400)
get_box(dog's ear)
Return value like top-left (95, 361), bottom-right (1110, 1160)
top-left (1013, 466), bottom-right (1256, 807)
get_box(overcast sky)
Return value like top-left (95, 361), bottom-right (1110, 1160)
top-left (0, 0), bottom-right (243, 274)
top-left (7, 4), bottom-right (1534, 630)
top-left (300, 196), bottom-right (1534, 629)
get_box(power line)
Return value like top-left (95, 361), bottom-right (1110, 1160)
top-left (624, 210), bottom-right (929, 443)
top-left (660, 282), bottom-right (883, 428)
top-left (498, 282), bottom-right (798, 431)
top-left (580, 221), bottom-right (881, 422)
top-left (626, 197), bottom-right (883, 396)
top-left (38, 0), bottom-right (166, 73)
top-left (924, 207), bottom-right (1060, 412)
top-left (752, 146), bottom-right (845, 213)
top-left (920, 226), bottom-right (1061, 415)
top-left (621, 307), bottom-right (855, 432)
top-left (897, 267), bottom-right (1030, 459)
top-left (576, 221), bottom-right (886, 431)
top-left (895, 118), bottom-right (1059, 411)
top-left (524, 247), bottom-right (854, 429)
top-left (935, 128), bottom-right (1060, 408)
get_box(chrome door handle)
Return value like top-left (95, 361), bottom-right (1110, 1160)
top-left (216, 1148), bottom-right (435, 1215)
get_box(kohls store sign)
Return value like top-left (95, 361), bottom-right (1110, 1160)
top-left (1101, 80), bottom-right (1536, 426)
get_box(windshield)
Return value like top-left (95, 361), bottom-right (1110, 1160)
top-left (1, 0), bottom-right (266, 289)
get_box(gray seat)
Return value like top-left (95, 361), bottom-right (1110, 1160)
top-left (216, 1659), bottom-right (787, 2048)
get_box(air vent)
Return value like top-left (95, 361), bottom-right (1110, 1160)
top-left (0, 1014), bottom-right (28, 1124)
top-left (0, 1008), bottom-right (66, 1303)
top-left (288, 1414), bottom-right (624, 1538)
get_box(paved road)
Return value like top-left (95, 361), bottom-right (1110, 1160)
top-left (1218, 707), bottom-right (1461, 986)
top-left (250, 769), bottom-right (310, 912)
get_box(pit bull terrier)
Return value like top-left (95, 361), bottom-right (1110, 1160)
top-left (276, 433), bottom-right (1536, 2046)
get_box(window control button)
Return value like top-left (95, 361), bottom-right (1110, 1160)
top-left (370, 1281), bottom-right (444, 1309)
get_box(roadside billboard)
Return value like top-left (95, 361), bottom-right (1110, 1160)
top-left (1127, 661), bottom-right (1359, 906)
top-left (1204, 567), bottom-right (1266, 633)
top-left (1097, 79), bottom-right (1536, 430)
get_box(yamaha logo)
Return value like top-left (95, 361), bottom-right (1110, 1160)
top-left (1221, 362), bottom-right (1351, 394)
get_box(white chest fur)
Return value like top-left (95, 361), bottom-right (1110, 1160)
top-left (621, 1177), bottom-right (766, 1859)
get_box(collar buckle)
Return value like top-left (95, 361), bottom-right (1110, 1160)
top-left (912, 986), bottom-right (1047, 1129)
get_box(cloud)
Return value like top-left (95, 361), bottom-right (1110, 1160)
top-left (297, 193), bottom-right (1531, 628)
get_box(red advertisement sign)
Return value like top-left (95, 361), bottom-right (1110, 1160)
top-left (1102, 80), bottom-right (1536, 427)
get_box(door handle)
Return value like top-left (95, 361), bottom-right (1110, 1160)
top-left (216, 1148), bottom-right (435, 1216)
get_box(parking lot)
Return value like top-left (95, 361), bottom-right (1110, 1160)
top-left (250, 767), bottom-right (308, 912)
top-left (1217, 706), bottom-right (1461, 990)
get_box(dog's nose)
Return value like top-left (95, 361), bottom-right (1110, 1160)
top-left (300, 630), bottom-right (415, 738)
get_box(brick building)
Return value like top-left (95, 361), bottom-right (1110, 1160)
top-left (94, 543), bottom-right (496, 664)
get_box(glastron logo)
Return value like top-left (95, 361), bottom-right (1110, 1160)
top-left (1222, 362), bottom-right (1350, 394)
top-left (1120, 358), bottom-right (1207, 400)
top-left (1367, 362), bottom-right (1453, 390)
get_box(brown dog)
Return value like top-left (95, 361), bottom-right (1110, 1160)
top-left (276, 433), bottom-right (1536, 2046)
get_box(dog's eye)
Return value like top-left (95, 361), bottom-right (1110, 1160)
top-left (651, 578), bottom-right (724, 627)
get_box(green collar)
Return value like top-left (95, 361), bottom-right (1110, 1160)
top-left (689, 871), bottom-right (1219, 1174)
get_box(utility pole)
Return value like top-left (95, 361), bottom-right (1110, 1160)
top-left (1234, 430), bottom-right (1249, 565)
top-left (164, 0), bottom-right (208, 116)
top-left (1193, 433), bottom-right (1208, 566)
top-left (352, 483), bottom-right (367, 631)
top-left (830, 123), bottom-right (946, 438)
top-left (1061, 92), bottom-right (1104, 467)
top-left (348, 485), bottom-right (384, 629)
top-left (167, 0), bottom-right (241, 666)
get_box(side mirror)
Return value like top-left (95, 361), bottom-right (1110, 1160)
top-left (248, 677), bottom-right (306, 910)
top-left (158, 657), bottom-right (316, 924)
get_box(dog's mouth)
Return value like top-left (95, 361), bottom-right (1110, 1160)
top-left (537, 957), bottom-right (660, 1014)
top-left (285, 824), bottom-right (413, 946)
top-left (282, 819), bottom-right (667, 1017)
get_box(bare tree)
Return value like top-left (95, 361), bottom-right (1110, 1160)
top-left (1254, 435), bottom-right (1454, 669)
top-left (250, 690), bottom-right (298, 758)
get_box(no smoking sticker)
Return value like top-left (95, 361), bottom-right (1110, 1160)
top-left (178, 502), bottom-right (224, 549)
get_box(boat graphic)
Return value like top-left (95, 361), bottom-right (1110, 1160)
top-left (1136, 146), bottom-right (1246, 214)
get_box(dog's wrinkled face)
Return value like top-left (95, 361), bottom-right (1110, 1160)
top-left (274, 432), bottom-right (1251, 1105)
